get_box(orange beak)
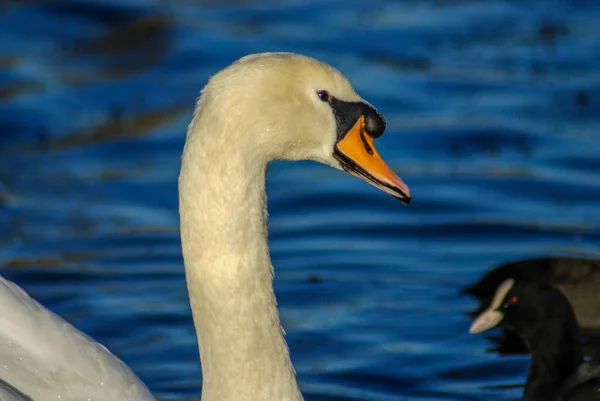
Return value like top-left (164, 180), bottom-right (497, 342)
top-left (333, 116), bottom-right (411, 204)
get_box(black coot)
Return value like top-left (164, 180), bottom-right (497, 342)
top-left (470, 278), bottom-right (600, 401)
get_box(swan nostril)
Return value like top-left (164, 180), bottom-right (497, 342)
top-left (359, 131), bottom-right (374, 155)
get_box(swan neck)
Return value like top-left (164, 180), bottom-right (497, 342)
top-left (179, 126), bottom-right (302, 401)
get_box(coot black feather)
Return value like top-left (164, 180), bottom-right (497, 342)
top-left (470, 279), bottom-right (600, 401)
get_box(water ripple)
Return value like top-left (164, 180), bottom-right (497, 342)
top-left (1, 0), bottom-right (600, 400)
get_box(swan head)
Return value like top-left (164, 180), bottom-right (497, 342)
top-left (192, 52), bottom-right (411, 204)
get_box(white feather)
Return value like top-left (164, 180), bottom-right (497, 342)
top-left (0, 276), bottom-right (154, 401)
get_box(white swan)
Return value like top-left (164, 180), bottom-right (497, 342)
top-left (0, 52), bottom-right (411, 401)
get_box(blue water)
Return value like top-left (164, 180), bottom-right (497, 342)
top-left (1, 0), bottom-right (600, 400)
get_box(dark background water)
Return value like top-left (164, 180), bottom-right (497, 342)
top-left (1, 0), bottom-right (599, 400)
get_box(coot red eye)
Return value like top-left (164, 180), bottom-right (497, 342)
top-left (316, 90), bottom-right (330, 102)
top-left (508, 296), bottom-right (518, 306)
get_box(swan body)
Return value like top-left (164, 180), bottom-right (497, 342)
top-left (0, 275), bottom-right (155, 401)
top-left (0, 52), bottom-right (410, 401)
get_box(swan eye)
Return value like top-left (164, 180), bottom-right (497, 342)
top-left (316, 90), bottom-right (330, 102)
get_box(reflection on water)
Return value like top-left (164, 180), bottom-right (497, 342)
top-left (1, 0), bottom-right (600, 400)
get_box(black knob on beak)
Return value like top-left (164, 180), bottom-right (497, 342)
top-left (364, 105), bottom-right (386, 138)
top-left (329, 97), bottom-right (387, 141)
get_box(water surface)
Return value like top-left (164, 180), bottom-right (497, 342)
top-left (1, 0), bottom-right (600, 400)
